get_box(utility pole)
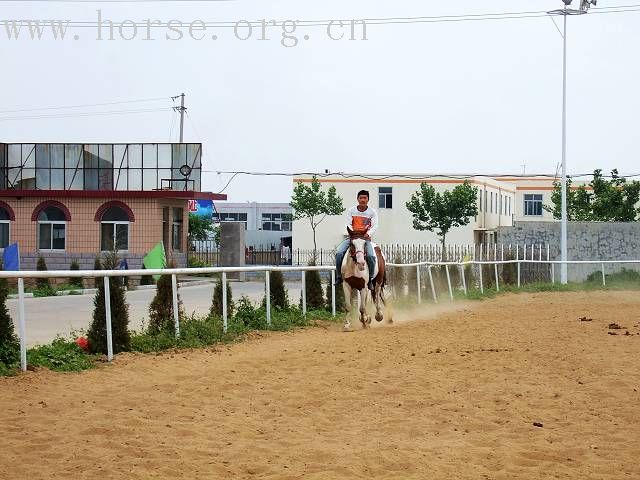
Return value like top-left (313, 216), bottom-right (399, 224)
top-left (171, 93), bottom-right (187, 143)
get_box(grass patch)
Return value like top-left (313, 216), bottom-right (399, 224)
top-left (26, 338), bottom-right (96, 372)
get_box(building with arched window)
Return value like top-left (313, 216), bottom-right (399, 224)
top-left (0, 143), bottom-right (226, 270)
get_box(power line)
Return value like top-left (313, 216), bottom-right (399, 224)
top-left (8, 6), bottom-right (640, 29)
top-left (0, 107), bottom-right (172, 122)
top-left (0, 96), bottom-right (168, 114)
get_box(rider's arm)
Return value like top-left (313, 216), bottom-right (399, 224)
top-left (367, 208), bottom-right (378, 236)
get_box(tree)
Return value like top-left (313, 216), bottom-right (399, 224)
top-left (188, 213), bottom-right (216, 242)
top-left (36, 255), bottom-right (51, 290)
top-left (290, 176), bottom-right (345, 261)
top-left (0, 260), bottom-right (19, 367)
top-left (148, 261), bottom-right (183, 334)
top-left (210, 275), bottom-right (234, 318)
top-left (304, 269), bottom-right (325, 310)
top-left (87, 252), bottom-right (131, 354)
top-left (93, 257), bottom-right (102, 289)
top-left (545, 169), bottom-right (640, 221)
top-left (69, 259), bottom-right (83, 289)
top-left (406, 181), bottom-right (478, 256)
top-left (326, 279), bottom-right (346, 313)
top-left (268, 270), bottom-right (288, 310)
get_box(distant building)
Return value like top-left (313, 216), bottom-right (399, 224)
top-left (213, 202), bottom-right (293, 249)
top-left (0, 142), bottom-right (226, 269)
top-left (292, 174), bottom-right (582, 250)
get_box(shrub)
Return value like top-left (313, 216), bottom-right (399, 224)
top-left (326, 280), bottom-right (346, 313)
top-left (0, 262), bottom-right (19, 367)
top-left (69, 259), bottom-right (83, 289)
top-left (305, 265), bottom-right (325, 310)
top-left (210, 275), bottom-right (234, 318)
top-left (93, 257), bottom-right (101, 289)
top-left (27, 338), bottom-right (94, 372)
top-left (36, 255), bottom-right (51, 290)
top-left (234, 296), bottom-right (265, 330)
top-left (87, 252), bottom-right (131, 354)
top-left (148, 261), bottom-right (183, 334)
top-left (269, 270), bottom-right (288, 310)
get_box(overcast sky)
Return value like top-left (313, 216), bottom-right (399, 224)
top-left (2, 0), bottom-right (639, 203)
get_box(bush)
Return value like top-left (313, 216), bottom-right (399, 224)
top-left (69, 260), bottom-right (83, 289)
top-left (93, 257), bottom-right (101, 289)
top-left (87, 252), bottom-right (131, 354)
top-left (269, 270), bottom-right (288, 310)
top-left (234, 296), bottom-right (265, 330)
top-left (36, 255), bottom-right (51, 290)
top-left (148, 262), bottom-right (183, 334)
top-left (27, 338), bottom-right (94, 372)
top-left (0, 264), bottom-right (19, 367)
top-left (305, 266), bottom-right (325, 310)
top-left (210, 276), bottom-right (234, 318)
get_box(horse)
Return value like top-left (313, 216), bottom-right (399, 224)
top-left (341, 231), bottom-right (387, 330)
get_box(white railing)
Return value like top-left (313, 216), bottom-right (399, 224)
top-left (0, 265), bottom-right (337, 372)
top-left (4, 258), bottom-right (638, 372)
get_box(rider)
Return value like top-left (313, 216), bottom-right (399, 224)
top-left (334, 190), bottom-right (378, 291)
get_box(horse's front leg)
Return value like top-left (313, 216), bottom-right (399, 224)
top-left (374, 283), bottom-right (384, 322)
top-left (359, 289), bottom-right (371, 328)
top-left (342, 283), bottom-right (352, 331)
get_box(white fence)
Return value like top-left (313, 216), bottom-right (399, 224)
top-left (3, 258), bottom-right (638, 372)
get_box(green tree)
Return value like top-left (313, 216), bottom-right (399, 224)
top-left (304, 268), bottom-right (325, 310)
top-left (148, 261), bottom-right (183, 334)
top-left (0, 260), bottom-right (19, 367)
top-left (268, 270), bottom-right (288, 310)
top-left (188, 213), bottom-right (216, 242)
top-left (69, 259), bottom-right (83, 289)
top-left (93, 257), bottom-right (102, 289)
top-left (545, 169), bottom-right (640, 221)
top-left (406, 181), bottom-right (478, 256)
top-left (290, 176), bottom-right (345, 261)
top-left (326, 279), bottom-right (346, 313)
top-left (210, 275), bottom-right (234, 318)
top-left (87, 252), bottom-right (131, 354)
top-left (36, 255), bottom-right (51, 290)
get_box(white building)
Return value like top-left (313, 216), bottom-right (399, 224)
top-left (214, 202), bottom-right (292, 248)
top-left (292, 174), bottom-right (577, 250)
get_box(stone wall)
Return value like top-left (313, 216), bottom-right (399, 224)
top-left (497, 221), bottom-right (640, 282)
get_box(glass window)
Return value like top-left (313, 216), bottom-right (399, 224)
top-left (378, 187), bottom-right (393, 209)
top-left (158, 144), bottom-right (172, 168)
top-left (100, 205), bottom-right (130, 251)
top-left (128, 144), bottom-right (142, 168)
top-left (524, 194), bottom-right (543, 216)
top-left (0, 222), bottom-right (8, 248)
top-left (37, 206), bottom-right (66, 250)
top-left (508, 197), bottom-right (511, 216)
top-left (143, 144), bottom-right (157, 169)
top-left (490, 192), bottom-right (493, 213)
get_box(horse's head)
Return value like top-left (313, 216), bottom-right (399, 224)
top-left (350, 237), bottom-right (367, 271)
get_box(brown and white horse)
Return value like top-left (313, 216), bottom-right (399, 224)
top-left (341, 233), bottom-right (387, 330)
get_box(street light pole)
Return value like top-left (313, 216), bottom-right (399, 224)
top-left (548, 0), bottom-right (593, 284)
top-left (561, 10), bottom-right (568, 284)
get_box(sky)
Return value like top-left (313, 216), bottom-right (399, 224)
top-left (1, 0), bottom-right (639, 203)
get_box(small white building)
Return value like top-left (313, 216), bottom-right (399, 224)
top-left (214, 201), bottom-right (292, 248)
top-left (292, 174), bottom-right (575, 250)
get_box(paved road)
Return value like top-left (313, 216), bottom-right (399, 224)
top-left (7, 281), bottom-right (305, 347)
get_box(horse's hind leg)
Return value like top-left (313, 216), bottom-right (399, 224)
top-left (342, 283), bottom-right (352, 331)
top-left (374, 283), bottom-right (384, 322)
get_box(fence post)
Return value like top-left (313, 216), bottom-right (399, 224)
top-left (494, 263), bottom-right (500, 292)
top-left (551, 263), bottom-right (555, 284)
top-left (171, 274), bottom-right (180, 338)
top-left (516, 244), bottom-right (519, 260)
top-left (331, 270), bottom-right (336, 317)
top-left (547, 244), bottom-right (550, 261)
top-left (103, 276), bottom-right (114, 362)
top-left (460, 265), bottom-right (467, 296)
top-left (517, 261), bottom-right (521, 288)
top-left (416, 265), bottom-right (422, 304)
top-left (301, 271), bottom-right (307, 316)
top-left (479, 262), bottom-right (484, 294)
top-left (501, 244), bottom-right (504, 261)
top-left (601, 263), bottom-right (606, 287)
top-left (428, 266), bottom-right (437, 303)
top-left (222, 272), bottom-right (228, 333)
top-left (539, 244), bottom-right (542, 261)
top-left (445, 265), bottom-right (453, 301)
top-left (17, 278), bottom-right (27, 372)
top-left (265, 270), bottom-right (271, 325)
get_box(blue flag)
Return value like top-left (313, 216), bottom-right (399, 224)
top-left (2, 243), bottom-right (19, 271)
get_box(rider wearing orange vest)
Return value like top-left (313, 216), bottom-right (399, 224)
top-left (334, 190), bottom-right (378, 290)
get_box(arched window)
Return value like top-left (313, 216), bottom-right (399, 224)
top-left (100, 205), bottom-right (130, 251)
top-left (0, 207), bottom-right (11, 248)
top-left (38, 206), bottom-right (67, 250)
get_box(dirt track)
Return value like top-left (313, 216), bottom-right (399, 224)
top-left (1, 291), bottom-right (639, 479)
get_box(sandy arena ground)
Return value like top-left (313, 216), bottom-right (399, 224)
top-left (1, 291), bottom-right (639, 480)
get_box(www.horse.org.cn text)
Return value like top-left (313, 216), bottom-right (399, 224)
top-left (1, 13), bottom-right (369, 47)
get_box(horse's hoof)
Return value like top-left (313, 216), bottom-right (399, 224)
top-left (375, 313), bottom-right (383, 322)
top-left (343, 324), bottom-right (352, 332)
